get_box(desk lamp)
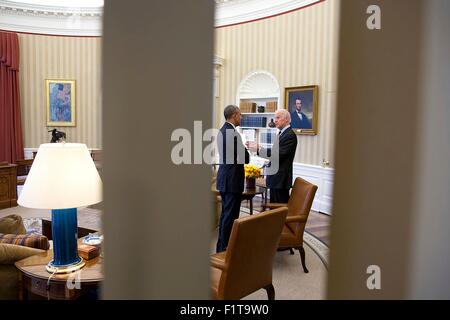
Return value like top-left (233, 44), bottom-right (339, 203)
top-left (18, 143), bottom-right (102, 273)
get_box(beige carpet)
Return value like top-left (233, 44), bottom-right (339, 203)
top-left (245, 245), bottom-right (327, 300)
top-left (211, 231), bottom-right (327, 300)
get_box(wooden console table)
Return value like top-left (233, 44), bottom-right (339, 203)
top-left (0, 163), bottom-right (18, 209)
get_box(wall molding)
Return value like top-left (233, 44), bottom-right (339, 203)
top-left (23, 148), bottom-right (37, 159)
top-left (0, 0), bottom-right (324, 36)
top-left (215, 0), bottom-right (324, 27)
top-left (0, 0), bottom-right (102, 36)
top-left (293, 162), bottom-right (333, 215)
top-left (24, 147), bottom-right (101, 159)
top-left (213, 55), bottom-right (224, 67)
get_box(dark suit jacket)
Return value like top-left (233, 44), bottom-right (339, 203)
top-left (291, 111), bottom-right (312, 129)
top-left (260, 127), bottom-right (297, 189)
top-left (216, 122), bottom-right (250, 193)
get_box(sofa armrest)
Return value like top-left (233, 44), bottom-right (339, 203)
top-left (0, 233), bottom-right (50, 250)
top-left (0, 215), bottom-right (27, 235)
top-left (0, 243), bottom-right (44, 265)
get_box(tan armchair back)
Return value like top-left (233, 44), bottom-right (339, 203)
top-left (211, 207), bottom-right (288, 300)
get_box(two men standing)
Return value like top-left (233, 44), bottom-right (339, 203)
top-left (216, 107), bottom-right (297, 252)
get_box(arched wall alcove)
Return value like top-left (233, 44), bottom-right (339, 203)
top-left (236, 70), bottom-right (281, 107)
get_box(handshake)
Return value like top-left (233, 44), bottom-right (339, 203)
top-left (245, 141), bottom-right (260, 154)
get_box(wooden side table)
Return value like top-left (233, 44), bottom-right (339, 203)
top-left (15, 240), bottom-right (103, 300)
top-left (241, 186), bottom-right (264, 215)
top-left (212, 185), bottom-right (264, 215)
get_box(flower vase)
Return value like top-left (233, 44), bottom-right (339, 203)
top-left (246, 177), bottom-right (256, 189)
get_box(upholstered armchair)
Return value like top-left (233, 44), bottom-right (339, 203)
top-left (210, 207), bottom-right (288, 300)
top-left (0, 215), bottom-right (48, 299)
top-left (265, 177), bottom-right (318, 273)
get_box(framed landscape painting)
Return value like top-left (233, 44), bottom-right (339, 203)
top-left (46, 79), bottom-right (76, 127)
top-left (284, 85), bottom-right (318, 135)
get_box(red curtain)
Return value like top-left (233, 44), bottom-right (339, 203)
top-left (0, 31), bottom-right (24, 163)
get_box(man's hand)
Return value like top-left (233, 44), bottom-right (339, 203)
top-left (246, 141), bottom-right (259, 153)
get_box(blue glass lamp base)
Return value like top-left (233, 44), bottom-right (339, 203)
top-left (47, 208), bottom-right (85, 274)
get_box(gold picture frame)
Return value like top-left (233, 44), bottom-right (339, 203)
top-left (284, 85), bottom-right (318, 135)
top-left (46, 79), bottom-right (76, 127)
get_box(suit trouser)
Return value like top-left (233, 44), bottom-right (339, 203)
top-left (270, 188), bottom-right (290, 203)
top-left (216, 192), bottom-right (242, 253)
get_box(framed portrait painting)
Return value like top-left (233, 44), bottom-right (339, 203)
top-left (46, 79), bottom-right (76, 127)
top-left (284, 85), bottom-right (318, 135)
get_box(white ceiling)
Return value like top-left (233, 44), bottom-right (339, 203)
top-left (0, 0), bottom-right (322, 36)
top-left (7, 0), bottom-right (103, 7)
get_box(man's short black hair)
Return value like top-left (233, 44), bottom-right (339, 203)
top-left (224, 105), bottom-right (239, 120)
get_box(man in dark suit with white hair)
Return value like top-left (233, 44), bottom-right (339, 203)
top-left (248, 109), bottom-right (297, 203)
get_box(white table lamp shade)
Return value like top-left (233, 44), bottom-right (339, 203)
top-left (18, 143), bottom-right (102, 209)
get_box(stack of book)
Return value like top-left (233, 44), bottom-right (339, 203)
top-left (241, 116), bottom-right (267, 128)
top-left (239, 102), bottom-right (256, 113)
top-left (265, 101), bottom-right (277, 112)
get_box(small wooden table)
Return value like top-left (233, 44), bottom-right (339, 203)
top-left (15, 239), bottom-right (103, 300)
top-left (212, 185), bottom-right (264, 215)
top-left (241, 186), bottom-right (265, 215)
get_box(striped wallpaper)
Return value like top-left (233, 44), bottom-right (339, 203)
top-left (215, 0), bottom-right (340, 166)
top-left (17, 0), bottom-right (338, 166)
top-left (18, 34), bottom-right (102, 148)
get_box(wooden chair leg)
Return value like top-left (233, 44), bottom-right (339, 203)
top-left (298, 246), bottom-right (309, 273)
top-left (289, 248), bottom-right (295, 255)
top-left (263, 190), bottom-right (268, 210)
top-left (264, 284), bottom-right (275, 300)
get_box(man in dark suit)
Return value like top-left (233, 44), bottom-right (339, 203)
top-left (290, 98), bottom-right (312, 129)
top-left (216, 105), bottom-right (250, 252)
top-left (248, 109), bottom-right (297, 203)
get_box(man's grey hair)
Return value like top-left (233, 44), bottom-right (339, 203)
top-left (224, 105), bottom-right (240, 120)
top-left (277, 109), bottom-right (291, 124)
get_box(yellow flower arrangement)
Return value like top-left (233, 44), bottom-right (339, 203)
top-left (244, 164), bottom-right (261, 179)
